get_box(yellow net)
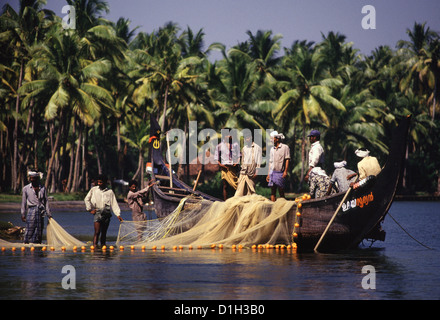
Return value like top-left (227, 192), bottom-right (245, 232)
top-left (1, 195), bottom-right (299, 250)
top-left (46, 218), bottom-right (85, 248)
top-left (117, 194), bottom-right (297, 249)
top-left (0, 218), bottom-right (84, 249)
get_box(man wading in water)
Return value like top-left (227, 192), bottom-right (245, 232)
top-left (84, 174), bottom-right (123, 248)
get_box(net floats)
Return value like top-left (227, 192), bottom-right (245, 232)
top-left (1, 243), bottom-right (297, 253)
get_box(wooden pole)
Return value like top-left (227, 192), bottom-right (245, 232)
top-left (166, 132), bottom-right (173, 192)
top-left (193, 169), bottom-right (202, 191)
top-left (314, 187), bottom-right (352, 253)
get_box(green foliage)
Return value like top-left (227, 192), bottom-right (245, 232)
top-left (0, 2), bottom-right (439, 195)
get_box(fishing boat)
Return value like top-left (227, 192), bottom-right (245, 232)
top-left (148, 115), bottom-right (411, 252)
top-left (294, 115), bottom-right (411, 252)
top-left (148, 116), bottom-right (221, 218)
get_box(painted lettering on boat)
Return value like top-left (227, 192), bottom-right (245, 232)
top-left (342, 192), bottom-right (374, 212)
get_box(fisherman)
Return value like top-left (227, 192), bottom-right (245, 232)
top-left (127, 179), bottom-right (153, 241)
top-left (235, 131), bottom-right (262, 196)
top-left (308, 167), bottom-right (334, 199)
top-left (214, 129), bottom-right (240, 200)
top-left (127, 179), bottom-right (153, 221)
top-left (266, 131), bottom-right (290, 201)
top-left (347, 148), bottom-right (382, 183)
top-left (84, 174), bottom-right (123, 248)
top-left (326, 161), bottom-right (357, 195)
top-left (21, 171), bottom-right (52, 244)
top-left (304, 129), bottom-right (324, 183)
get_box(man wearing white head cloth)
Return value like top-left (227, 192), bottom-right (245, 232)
top-left (326, 160), bottom-right (357, 195)
top-left (354, 147), bottom-right (381, 180)
top-left (266, 131), bottom-right (290, 201)
top-left (21, 171), bottom-right (52, 244)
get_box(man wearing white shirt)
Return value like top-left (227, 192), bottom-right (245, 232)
top-left (304, 129), bottom-right (324, 183)
top-left (84, 174), bottom-right (123, 247)
top-left (235, 132), bottom-right (262, 196)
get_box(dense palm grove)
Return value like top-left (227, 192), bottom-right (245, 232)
top-left (1, 0), bottom-right (439, 195)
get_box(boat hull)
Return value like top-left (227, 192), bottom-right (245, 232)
top-left (295, 116), bottom-right (410, 252)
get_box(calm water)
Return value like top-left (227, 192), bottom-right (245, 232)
top-left (0, 201), bottom-right (439, 300)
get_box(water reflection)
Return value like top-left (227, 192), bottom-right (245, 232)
top-left (1, 202), bottom-right (440, 299)
top-left (0, 243), bottom-right (434, 299)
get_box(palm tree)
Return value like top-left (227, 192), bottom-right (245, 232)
top-left (132, 23), bottom-right (201, 132)
top-left (397, 22), bottom-right (439, 119)
top-left (121, 113), bottom-right (150, 185)
top-left (66, 0), bottom-right (109, 37)
top-left (274, 41), bottom-right (345, 182)
top-left (19, 25), bottom-right (113, 191)
top-left (110, 17), bottom-right (139, 45)
top-left (0, 0), bottom-right (55, 192)
top-left (207, 43), bottom-right (273, 131)
top-left (178, 27), bottom-right (207, 58)
top-left (245, 30), bottom-right (282, 85)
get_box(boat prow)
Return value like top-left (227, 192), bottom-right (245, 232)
top-left (295, 116), bottom-right (411, 252)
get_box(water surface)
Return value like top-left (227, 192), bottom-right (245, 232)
top-left (1, 201), bottom-right (439, 300)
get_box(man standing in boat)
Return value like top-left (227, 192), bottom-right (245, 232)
top-left (235, 131), bottom-right (262, 196)
top-left (267, 131), bottom-right (290, 201)
top-left (215, 129), bottom-right (240, 200)
top-left (304, 129), bottom-right (325, 184)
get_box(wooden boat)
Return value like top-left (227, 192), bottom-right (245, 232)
top-left (148, 115), bottom-right (411, 252)
top-left (148, 116), bottom-right (221, 218)
top-left (295, 115), bottom-right (411, 252)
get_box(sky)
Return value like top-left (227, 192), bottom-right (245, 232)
top-left (5, 0), bottom-right (440, 59)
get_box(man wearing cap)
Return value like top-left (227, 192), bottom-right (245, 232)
top-left (266, 131), bottom-right (290, 201)
top-left (21, 171), bottom-right (52, 244)
top-left (304, 129), bottom-right (324, 183)
top-left (352, 148), bottom-right (381, 180)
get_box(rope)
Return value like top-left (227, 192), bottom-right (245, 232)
top-left (388, 212), bottom-right (434, 250)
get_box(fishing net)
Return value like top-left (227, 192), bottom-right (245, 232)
top-left (46, 218), bottom-right (85, 248)
top-left (117, 194), bottom-right (298, 248)
top-left (0, 218), bottom-right (84, 249)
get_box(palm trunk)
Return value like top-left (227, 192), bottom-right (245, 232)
top-left (71, 120), bottom-right (83, 192)
top-left (45, 110), bottom-right (64, 190)
top-left (82, 126), bottom-right (89, 190)
top-left (132, 148), bottom-right (143, 182)
top-left (299, 125), bottom-right (306, 187)
top-left (161, 83), bottom-right (169, 132)
top-left (91, 128), bottom-right (102, 174)
top-left (12, 60), bottom-right (24, 193)
top-left (117, 118), bottom-right (124, 179)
